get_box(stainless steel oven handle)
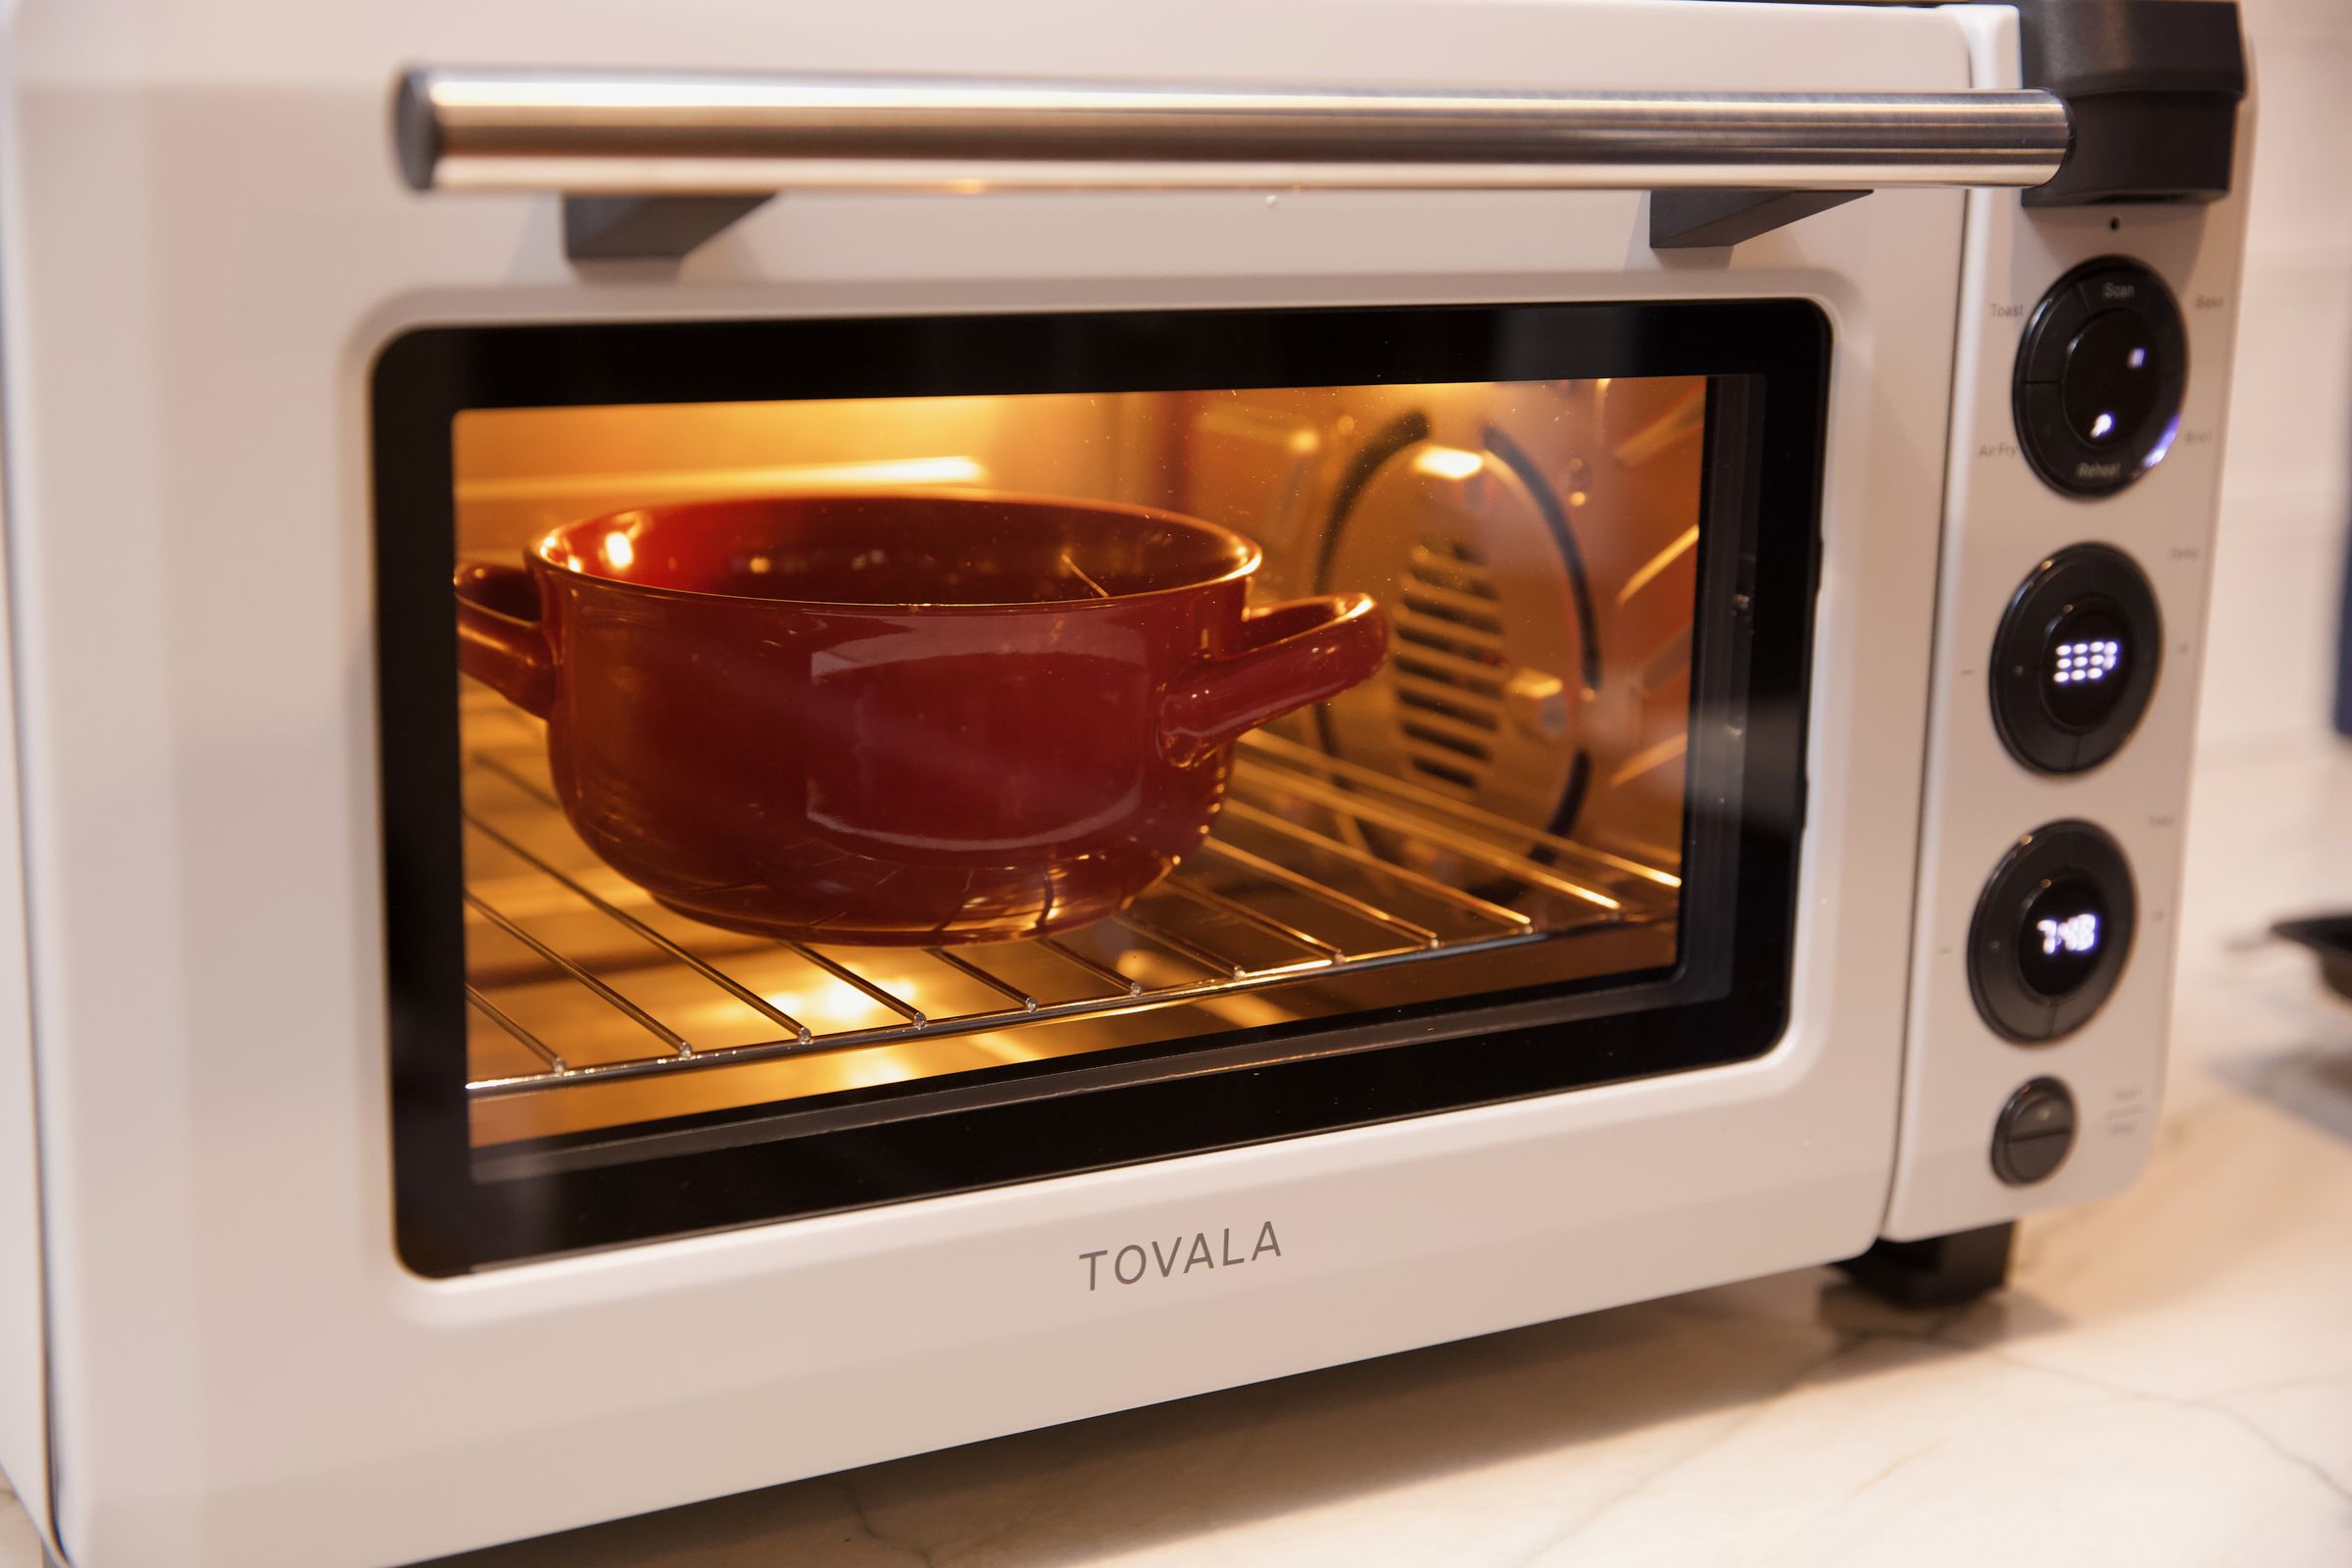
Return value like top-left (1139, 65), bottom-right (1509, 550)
top-left (395, 69), bottom-right (2071, 195)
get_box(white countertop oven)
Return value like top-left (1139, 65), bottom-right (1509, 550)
top-left (0, 1), bottom-right (2248, 1563)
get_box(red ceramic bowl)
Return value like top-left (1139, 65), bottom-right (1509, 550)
top-left (456, 491), bottom-right (1388, 945)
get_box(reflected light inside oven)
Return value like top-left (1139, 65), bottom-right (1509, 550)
top-left (792, 456), bottom-right (986, 487)
top-left (1616, 524), bottom-right (1700, 607)
top-left (814, 1044), bottom-right (928, 1091)
top-left (602, 530), bottom-right (635, 569)
top-left (1411, 445), bottom-right (1485, 481)
top-left (764, 978), bottom-right (928, 1033)
top-left (456, 454), bottom-right (990, 508)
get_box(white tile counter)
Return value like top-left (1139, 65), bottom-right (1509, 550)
top-left (8, 740), bottom-right (2348, 1567)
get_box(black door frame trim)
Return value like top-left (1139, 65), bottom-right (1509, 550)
top-left (370, 298), bottom-right (1830, 1275)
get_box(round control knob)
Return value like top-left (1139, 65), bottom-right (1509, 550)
top-left (1968, 821), bottom-right (2135, 1044)
top-left (2061, 312), bottom-right (2165, 449)
top-left (1991, 1077), bottom-right (2078, 1186)
top-left (2013, 259), bottom-right (2188, 499)
top-left (1989, 545), bottom-right (2162, 775)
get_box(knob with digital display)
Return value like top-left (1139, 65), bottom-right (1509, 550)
top-left (2013, 259), bottom-right (2188, 499)
top-left (1990, 545), bottom-right (2161, 774)
top-left (2017, 874), bottom-right (2111, 998)
top-left (1969, 822), bottom-right (2136, 1045)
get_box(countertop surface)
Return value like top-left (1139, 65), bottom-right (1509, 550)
top-left (6, 740), bottom-right (2351, 1567)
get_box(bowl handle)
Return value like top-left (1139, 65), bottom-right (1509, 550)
top-left (1158, 593), bottom-right (1389, 767)
top-left (455, 561), bottom-right (556, 718)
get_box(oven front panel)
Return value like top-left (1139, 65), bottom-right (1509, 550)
top-left (376, 301), bottom-right (1825, 1271)
top-left (0, 0), bottom-right (1975, 1562)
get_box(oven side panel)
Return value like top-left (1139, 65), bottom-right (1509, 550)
top-left (0, 33), bottom-right (56, 1550)
top-left (0, 403), bottom-right (54, 1554)
top-left (2, 0), bottom-right (1969, 1563)
top-left (1884, 5), bottom-right (2250, 1240)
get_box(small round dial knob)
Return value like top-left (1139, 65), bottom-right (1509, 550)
top-left (2012, 259), bottom-right (2188, 499)
top-left (1969, 821), bottom-right (2136, 1045)
top-left (1992, 1078), bottom-right (2078, 1186)
top-left (1989, 544), bottom-right (2162, 775)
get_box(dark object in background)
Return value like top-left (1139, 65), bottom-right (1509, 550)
top-left (2275, 916), bottom-right (2352, 1004)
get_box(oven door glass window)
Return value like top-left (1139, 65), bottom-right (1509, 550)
top-left (374, 302), bottom-right (1828, 1272)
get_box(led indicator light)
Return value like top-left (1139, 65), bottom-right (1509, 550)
top-left (2050, 639), bottom-right (2122, 685)
top-left (2036, 911), bottom-right (2101, 956)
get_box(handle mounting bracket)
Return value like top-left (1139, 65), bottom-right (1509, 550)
top-left (564, 196), bottom-right (774, 262)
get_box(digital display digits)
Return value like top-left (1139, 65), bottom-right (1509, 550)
top-left (2018, 876), bottom-right (2110, 999)
top-left (2035, 910), bottom-right (2100, 956)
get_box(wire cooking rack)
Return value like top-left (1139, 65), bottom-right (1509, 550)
top-left (459, 710), bottom-right (1678, 1101)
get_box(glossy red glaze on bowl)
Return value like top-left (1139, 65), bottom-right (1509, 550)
top-left (456, 492), bottom-right (1388, 945)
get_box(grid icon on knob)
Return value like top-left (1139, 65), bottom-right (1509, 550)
top-left (2050, 639), bottom-right (2120, 686)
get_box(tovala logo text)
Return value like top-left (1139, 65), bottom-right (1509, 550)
top-left (1080, 1222), bottom-right (1282, 1291)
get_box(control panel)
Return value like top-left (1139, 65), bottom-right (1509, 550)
top-left (1884, 6), bottom-right (2247, 1242)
